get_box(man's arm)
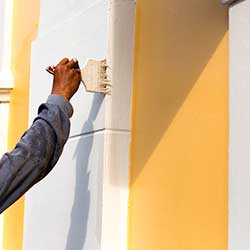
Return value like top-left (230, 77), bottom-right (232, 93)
top-left (0, 95), bottom-right (72, 213)
top-left (0, 57), bottom-right (81, 213)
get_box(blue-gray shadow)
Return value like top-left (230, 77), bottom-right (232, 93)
top-left (65, 93), bottom-right (104, 250)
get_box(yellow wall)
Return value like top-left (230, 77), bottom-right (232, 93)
top-left (129, 1), bottom-right (228, 250)
top-left (2, 1), bottom-right (40, 249)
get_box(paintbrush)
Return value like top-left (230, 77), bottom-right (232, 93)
top-left (46, 59), bottom-right (111, 95)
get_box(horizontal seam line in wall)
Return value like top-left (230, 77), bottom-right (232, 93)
top-left (68, 128), bottom-right (130, 139)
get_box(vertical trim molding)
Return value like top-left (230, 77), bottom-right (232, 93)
top-left (228, 1), bottom-right (250, 249)
top-left (101, 1), bottom-right (136, 249)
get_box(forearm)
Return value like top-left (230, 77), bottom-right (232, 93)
top-left (0, 95), bottom-right (73, 213)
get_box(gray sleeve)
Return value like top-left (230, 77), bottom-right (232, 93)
top-left (0, 94), bottom-right (73, 213)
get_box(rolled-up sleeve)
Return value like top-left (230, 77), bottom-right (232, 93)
top-left (0, 94), bottom-right (73, 213)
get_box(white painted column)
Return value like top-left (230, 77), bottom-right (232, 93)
top-left (225, 0), bottom-right (250, 249)
top-left (101, 1), bottom-right (136, 249)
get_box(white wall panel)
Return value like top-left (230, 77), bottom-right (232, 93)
top-left (25, 1), bottom-right (109, 249)
top-left (229, 1), bottom-right (250, 249)
top-left (23, 133), bottom-right (104, 250)
top-left (29, 1), bottom-right (108, 137)
top-left (39, 0), bottom-right (96, 37)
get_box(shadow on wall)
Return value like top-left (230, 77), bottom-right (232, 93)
top-left (65, 94), bottom-right (104, 250)
top-left (130, 0), bottom-right (228, 182)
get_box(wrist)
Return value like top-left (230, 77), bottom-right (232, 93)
top-left (51, 91), bottom-right (71, 101)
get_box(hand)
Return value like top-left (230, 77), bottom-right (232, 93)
top-left (51, 58), bottom-right (81, 100)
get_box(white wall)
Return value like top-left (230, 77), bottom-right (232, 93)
top-left (229, 1), bottom-right (250, 249)
top-left (23, 0), bottom-right (135, 249)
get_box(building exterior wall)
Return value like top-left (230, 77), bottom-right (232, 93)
top-left (0, 0), bottom-right (233, 249)
top-left (128, 1), bottom-right (229, 249)
top-left (20, 1), bottom-right (135, 250)
top-left (0, 0), bottom-right (135, 249)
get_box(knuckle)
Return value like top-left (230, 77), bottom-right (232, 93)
top-left (54, 67), bottom-right (60, 73)
top-left (62, 58), bottom-right (69, 64)
top-left (55, 67), bottom-right (61, 73)
top-left (62, 65), bottom-right (68, 71)
top-left (55, 64), bottom-right (66, 73)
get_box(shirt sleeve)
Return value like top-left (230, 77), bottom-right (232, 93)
top-left (0, 94), bottom-right (73, 213)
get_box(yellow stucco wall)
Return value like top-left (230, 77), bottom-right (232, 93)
top-left (129, 1), bottom-right (228, 249)
top-left (2, 1), bottom-right (40, 249)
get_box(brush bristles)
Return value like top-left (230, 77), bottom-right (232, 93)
top-left (81, 59), bottom-right (112, 95)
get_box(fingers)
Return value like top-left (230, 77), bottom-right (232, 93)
top-left (58, 58), bottom-right (69, 65)
top-left (46, 65), bottom-right (56, 74)
top-left (67, 58), bottom-right (79, 69)
top-left (48, 58), bottom-right (80, 75)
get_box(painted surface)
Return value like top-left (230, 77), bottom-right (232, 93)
top-left (229, 1), bottom-right (250, 249)
top-left (23, 0), bottom-right (135, 249)
top-left (129, 1), bottom-right (228, 249)
top-left (2, 0), bottom-right (40, 250)
top-left (0, 0), bottom-right (134, 248)
top-left (24, 133), bottom-right (104, 249)
top-left (101, 1), bottom-right (135, 249)
top-left (24, 1), bottom-right (108, 249)
top-left (0, 0), bottom-right (135, 250)
top-left (28, 1), bottom-right (108, 137)
top-left (38, 0), bottom-right (94, 37)
top-left (105, 0), bottom-right (135, 131)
